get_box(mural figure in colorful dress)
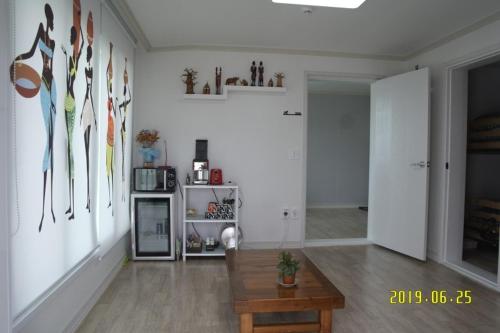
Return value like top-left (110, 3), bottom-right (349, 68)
top-left (61, 22), bottom-right (84, 220)
top-left (11, 4), bottom-right (57, 232)
top-left (118, 58), bottom-right (132, 202)
top-left (81, 12), bottom-right (96, 212)
top-left (105, 42), bottom-right (116, 212)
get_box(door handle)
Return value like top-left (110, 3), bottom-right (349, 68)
top-left (410, 161), bottom-right (428, 168)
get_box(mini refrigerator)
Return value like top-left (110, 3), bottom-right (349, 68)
top-left (131, 193), bottom-right (175, 260)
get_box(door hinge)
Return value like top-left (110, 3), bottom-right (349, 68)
top-left (445, 162), bottom-right (449, 170)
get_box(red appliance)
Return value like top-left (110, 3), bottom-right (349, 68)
top-left (210, 169), bottom-right (223, 185)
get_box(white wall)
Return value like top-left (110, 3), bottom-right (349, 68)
top-left (408, 19), bottom-right (500, 261)
top-left (1, 0), bottom-right (12, 331)
top-left (306, 93), bottom-right (370, 207)
top-left (133, 49), bottom-right (403, 246)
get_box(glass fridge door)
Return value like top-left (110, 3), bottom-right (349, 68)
top-left (134, 197), bottom-right (171, 257)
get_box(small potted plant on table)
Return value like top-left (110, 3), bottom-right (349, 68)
top-left (277, 251), bottom-right (300, 285)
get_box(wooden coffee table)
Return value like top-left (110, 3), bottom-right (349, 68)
top-left (226, 249), bottom-right (345, 333)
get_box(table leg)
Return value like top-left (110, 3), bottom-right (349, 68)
top-left (240, 313), bottom-right (253, 333)
top-left (320, 309), bottom-right (332, 333)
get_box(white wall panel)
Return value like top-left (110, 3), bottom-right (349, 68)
top-left (133, 49), bottom-right (403, 245)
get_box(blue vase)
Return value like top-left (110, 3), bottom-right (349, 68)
top-left (139, 147), bottom-right (159, 167)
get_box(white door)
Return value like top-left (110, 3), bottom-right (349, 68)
top-left (368, 68), bottom-right (430, 261)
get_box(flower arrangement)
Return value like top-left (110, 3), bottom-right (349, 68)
top-left (136, 130), bottom-right (160, 167)
top-left (277, 251), bottom-right (300, 285)
top-left (136, 130), bottom-right (160, 148)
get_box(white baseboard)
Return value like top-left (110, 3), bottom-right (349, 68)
top-left (427, 248), bottom-right (443, 263)
top-left (64, 254), bottom-right (126, 333)
top-left (305, 238), bottom-right (372, 247)
top-left (241, 241), bottom-right (302, 249)
top-left (442, 261), bottom-right (499, 291)
top-left (306, 204), bottom-right (367, 209)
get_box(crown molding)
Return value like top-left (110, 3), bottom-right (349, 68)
top-left (149, 44), bottom-right (404, 61)
top-left (405, 10), bottom-right (500, 60)
top-left (104, 0), bottom-right (152, 50)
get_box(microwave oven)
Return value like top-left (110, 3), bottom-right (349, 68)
top-left (134, 167), bottom-right (176, 193)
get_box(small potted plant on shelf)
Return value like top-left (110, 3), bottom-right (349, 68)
top-left (136, 129), bottom-right (160, 167)
top-left (277, 251), bottom-right (300, 285)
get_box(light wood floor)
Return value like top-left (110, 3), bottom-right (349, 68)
top-left (77, 245), bottom-right (500, 333)
top-left (306, 208), bottom-right (367, 239)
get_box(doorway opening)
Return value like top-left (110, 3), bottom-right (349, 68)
top-left (305, 76), bottom-right (371, 243)
top-left (446, 53), bottom-right (500, 287)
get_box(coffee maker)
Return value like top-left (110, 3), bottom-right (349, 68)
top-left (193, 140), bottom-right (209, 185)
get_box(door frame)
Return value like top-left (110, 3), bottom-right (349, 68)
top-left (443, 47), bottom-right (500, 289)
top-left (301, 71), bottom-right (382, 247)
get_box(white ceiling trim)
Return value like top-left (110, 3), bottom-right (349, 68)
top-left (105, 0), bottom-right (151, 50)
top-left (115, 2), bottom-right (500, 61)
top-left (149, 44), bottom-right (403, 61)
top-left (407, 9), bottom-right (500, 60)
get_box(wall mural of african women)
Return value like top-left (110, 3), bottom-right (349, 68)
top-left (62, 0), bottom-right (84, 220)
top-left (97, 7), bottom-right (135, 255)
top-left (9, 0), bottom-right (134, 316)
top-left (118, 57), bottom-right (132, 202)
top-left (10, 3), bottom-right (57, 232)
top-left (105, 42), bottom-right (116, 212)
top-left (81, 12), bottom-right (96, 212)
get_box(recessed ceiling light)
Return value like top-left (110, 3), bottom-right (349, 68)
top-left (272, 0), bottom-right (366, 9)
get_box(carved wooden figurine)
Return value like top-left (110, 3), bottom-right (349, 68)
top-left (258, 61), bottom-right (264, 87)
top-left (182, 68), bottom-right (198, 94)
top-left (215, 67), bottom-right (222, 95)
top-left (250, 61), bottom-right (257, 86)
top-left (240, 79), bottom-right (248, 86)
top-left (225, 77), bottom-right (239, 86)
top-left (267, 78), bottom-right (274, 87)
top-left (274, 72), bottom-right (285, 87)
top-left (203, 82), bottom-right (211, 94)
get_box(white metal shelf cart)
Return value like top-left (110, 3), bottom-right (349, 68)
top-left (182, 185), bottom-right (239, 261)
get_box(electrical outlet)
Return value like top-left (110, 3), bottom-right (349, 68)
top-left (282, 207), bottom-right (290, 220)
top-left (290, 207), bottom-right (299, 219)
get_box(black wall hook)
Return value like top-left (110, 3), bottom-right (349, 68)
top-left (283, 110), bottom-right (302, 116)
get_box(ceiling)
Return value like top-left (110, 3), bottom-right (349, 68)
top-left (308, 79), bottom-right (370, 95)
top-left (123, 0), bottom-right (500, 59)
